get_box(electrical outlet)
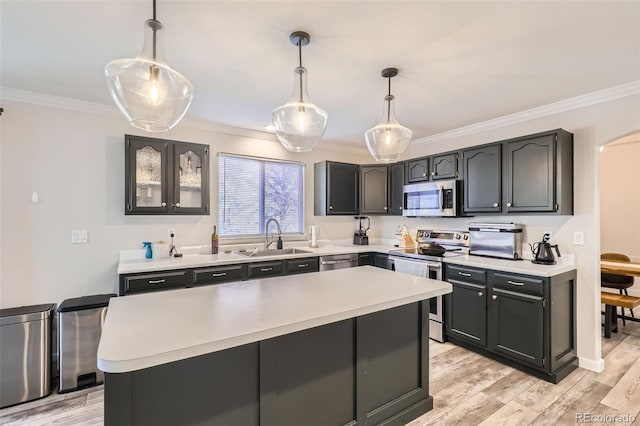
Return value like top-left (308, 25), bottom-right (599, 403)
top-left (71, 229), bottom-right (88, 244)
top-left (573, 232), bottom-right (584, 245)
top-left (168, 228), bottom-right (176, 239)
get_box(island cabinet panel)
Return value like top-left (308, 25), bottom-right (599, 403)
top-left (193, 264), bottom-right (246, 286)
top-left (259, 320), bottom-right (356, 426)
top-left (105, 343), bottom-right (259, 426)
top-left (462, 144), bottom-right (502, 213)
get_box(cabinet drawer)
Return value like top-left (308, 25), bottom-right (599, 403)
top-left (494, 272), bottom-right (544, 296)
top-left (446, 264), bottom-right (486, 284)
top-left (248, 261), bottom-right (284, 279)
top-left (193, 265), bottom-right (245, 286)
top-left (122, 270), bottom-right (189, 295)
top-left (286, 258), bottom-right (319, 275)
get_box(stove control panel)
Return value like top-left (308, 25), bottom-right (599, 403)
top-left (416, 229), bottom-right (469, 247)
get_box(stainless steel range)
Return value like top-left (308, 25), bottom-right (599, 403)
top-left (389, 229), bottom-right (469, 342)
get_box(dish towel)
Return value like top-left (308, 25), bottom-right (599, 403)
top-left (393, 258), bottom-right (429, 277)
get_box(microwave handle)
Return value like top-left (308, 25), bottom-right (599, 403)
top-left (439, 187), bottom-right (444, 212)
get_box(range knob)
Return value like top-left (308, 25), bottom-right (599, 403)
top-left (463, 234), bottom-right (469, 240)
top-left (455, 234), bottom-right (461, 239)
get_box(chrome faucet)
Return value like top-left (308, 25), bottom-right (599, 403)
top-left (265, 218), bottom-right (282, 249)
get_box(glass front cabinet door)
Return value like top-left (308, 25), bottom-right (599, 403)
top-left (125, 135), bottom-right (210, 215)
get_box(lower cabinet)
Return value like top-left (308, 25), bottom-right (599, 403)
top-left (285, 257), bottom-right (319, 275)
top-left (247, 261), bottom-right (284, 279)
top-left (374, 253), bottom-right (390, 269)
top-left (444, 263), bottom-right (577, 383)
top-left (193, 264), bottom-right (247, 286)
top-left (357, 253), bottom-right (373, 266)
top-left (120, 270), bottom-right (190, 295)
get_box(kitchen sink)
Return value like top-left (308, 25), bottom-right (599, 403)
top-left (235, 248), bottom-right (313, 257)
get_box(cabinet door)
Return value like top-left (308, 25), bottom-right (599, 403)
top-left (193, 264), bottom-right (245, 286)
top-left (357, 253), bottom-right (373, 266)
top-left (285, 257), bottom-right (319, 275)
top-left (360, 166), bottom-right (388, 214)
top-left (125, 136), bottom-right (170, 214)
top-left (430, 153), bottom-right (458, 180)
top-left (120, 270), bottom-right (189, 295)
top-left (373, 254), bottom-right (389, 269)
top-left (327, 162), bottom-right (359, 215)
top-left (463, 144), bottom-right (502, 213)
top-left (405, 158), bottom-right (429, 183)
top-left (173, 142), bottom-right (210, 215)
top-left (505, 134), bottom-right (555, 213)
top-left (388, 163), bottom-right (405, 216)
top-left (490, 287), bottom-right (545, 369)
top-left (446, 281), bottom-right (487, 347)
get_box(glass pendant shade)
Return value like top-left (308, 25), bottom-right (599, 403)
top-left (272, 66), bottom-right (328, 152)
top-left (365, 94), bottom-right (413, 163)
top-left (105, 19), bottom-right (193, 132)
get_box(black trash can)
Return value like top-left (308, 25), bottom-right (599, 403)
top-left (58, 294), bottom-right (116, 393)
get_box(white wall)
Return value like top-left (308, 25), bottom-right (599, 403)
top-left (374, 95), bottom-right (640, 371)
top-left (2, 93), bottom-right (639, 373)
top-left (0, 100), bottom-right (369, 308)
top-left (600, 139), bottom-right (640, 262)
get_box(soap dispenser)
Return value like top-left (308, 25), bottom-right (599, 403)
top-left (276, 236), bottom-right (283, 250)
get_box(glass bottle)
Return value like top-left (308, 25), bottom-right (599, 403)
top-left (211, 226), bottom-right (219, 254)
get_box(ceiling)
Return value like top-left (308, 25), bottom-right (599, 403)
top-left (2, 1), bottom-right (640, 145)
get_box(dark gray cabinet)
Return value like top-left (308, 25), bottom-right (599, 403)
top-left (445, 263), bottom-right (577, 383)
top-left (193, 264), bottom-right (246, 286)
top-left (388, 163), bottom-right (405, 215)
top-left (373, 253), bottom-right (390, 269)
top-left (285, 258), bottom-right (319, 275)
top-left (357, 253), bottom-right (373, 266)
top-left (125, 134), bottom-right (210, 215)
top-left (405, 158), bottom-right (429, 183)
top-left (462, 144), bottom-right (502, 214)
top-left (504, 129), bottom-right (573, 214)
top-left (247, 261), bottom-right (284, 279)
top-left (314, 161), bottom-right (359, 215)
top-left (120, 270), bottom-right (190, 295)
top-left (360, 166), bottom-right (388, 214)
top-left (445, 264), bottom-right (487, 347)
top-left (430, 153), bottom-right (458, 180)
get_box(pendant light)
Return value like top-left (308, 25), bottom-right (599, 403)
top-left (364, 68), bottom-right (413, 163)
top-left (272, 31), bottom-right (328, 152)
top-left (104, 0), bottom-right (193, 132)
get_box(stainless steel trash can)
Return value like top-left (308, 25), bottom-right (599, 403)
top-left (58, 294), bottom-right (116, 393)
top-left (0, 303), bottom-right (56, 408)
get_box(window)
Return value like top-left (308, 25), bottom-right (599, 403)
top-left (218, 153), bottom-right (304, 237)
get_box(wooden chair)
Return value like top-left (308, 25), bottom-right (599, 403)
top-left (601, 253), bottom-right (636, 325)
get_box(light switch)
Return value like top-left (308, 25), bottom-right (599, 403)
top-left (71, 230), bottom-right (88, 244)
top-left (573, 232), bottom-right (584, 246)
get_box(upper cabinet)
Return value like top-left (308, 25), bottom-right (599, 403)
top-left (314, 161), bottom-right (359, 215)
top-left (430, 152), bottom-right (459, 180)
top-left (462, 129), bottom-right (573, 215)
top-left (463, 144), bottom-right (502, 214)
top-left (360, 166), bottom-right (388, 214)
top-left (388, 163), bottom-right (405, 216)
top-left (405, 157), bottom-right (429, 183)
top-left (125, 135), bottom-right (210, 215)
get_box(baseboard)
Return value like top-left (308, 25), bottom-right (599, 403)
top-left (578, 356), bottom-right (604, 373)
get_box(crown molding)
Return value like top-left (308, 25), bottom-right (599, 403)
top-left (411, 80), bottom-right (640, 146)
top-left (0, 87), bottom-right (277, 142)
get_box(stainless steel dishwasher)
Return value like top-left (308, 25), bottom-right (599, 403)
top-left (319, 253), bottom-right (358, 271)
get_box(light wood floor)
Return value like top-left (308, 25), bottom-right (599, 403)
top-left (2, 307), bottom-right (640, 426)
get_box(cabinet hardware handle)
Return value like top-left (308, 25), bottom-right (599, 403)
top-left (148, 279), bottom-right (165, 284)
top-left (161, 202), bottom-right (167, 207)
top-left (298, 264), bottom-right (309, 268)
top-left (506, 202), bottom-right (512, 208)
top-left (493, 202), bottom-right (499, 208)
top-left (478, 292), bottom-right (483, 296)
top-left (321, 259), bottom-right (352, 265)
top-left (458, 272), bottom-right (472, 277)
top-left (431, 171), bottom-right (435, 176)
top-left (507, 280), bottom-right (524, 286)
top-left (422, 173), bottom-right (426, 177)
top-left (492, 295), bottom-right (498, 300)
top-left (212, 272), bottom-right (226, 277)
top-left (260, 267), bottom-right (273, 272)
top-left (329, 205), bottom-right (333, 210)
top-left (176, 202), bottom-right (181, 208)
top-left (399, 206), bottom-right (402, 210)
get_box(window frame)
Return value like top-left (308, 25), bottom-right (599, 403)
top-left (217, 152), bottom-right (306, 239)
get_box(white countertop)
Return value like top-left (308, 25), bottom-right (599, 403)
top-left (98, 266), bottom-right (451, 373)
top-left (117, 244), bottom-right (394, 274)
top-left (443, 254), bottom-right (576, 277)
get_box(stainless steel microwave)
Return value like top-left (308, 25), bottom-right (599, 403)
top-left (403, 179), bottom-right (461, 217)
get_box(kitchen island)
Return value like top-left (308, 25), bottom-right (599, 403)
top-left (98, 266), bottom-right (451, 426)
